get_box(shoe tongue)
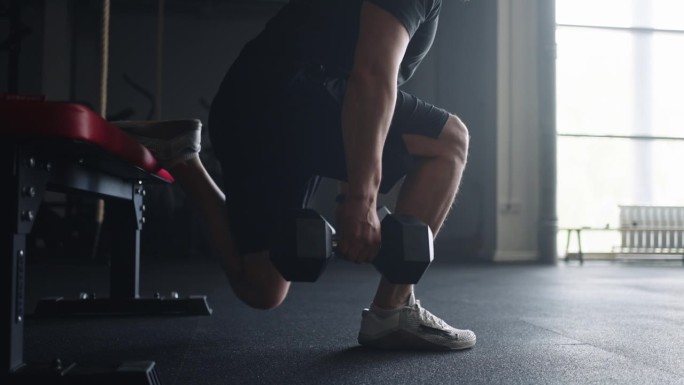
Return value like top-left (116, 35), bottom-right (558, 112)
top-left (406, 291), bottom-right (417, 307)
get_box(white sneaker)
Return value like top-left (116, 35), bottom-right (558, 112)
top-left (358, 292), bottom-right (476, 351)
top-left (112, 119), bottom-right (202, 167)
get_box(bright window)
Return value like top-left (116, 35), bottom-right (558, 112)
top-left (556, 0), bottom-right (684, 256)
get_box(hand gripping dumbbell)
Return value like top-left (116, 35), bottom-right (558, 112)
top-left (270, 207), bottom-right (434, 284)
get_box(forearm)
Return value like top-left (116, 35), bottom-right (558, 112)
top-left (341, 71), bottom-right (397, 203)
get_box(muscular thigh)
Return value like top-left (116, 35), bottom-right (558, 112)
top-left (379, 90), bottom-right (451, 192)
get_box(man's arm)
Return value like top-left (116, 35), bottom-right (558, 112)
top-left (336, 1), bottom-right (410, 263)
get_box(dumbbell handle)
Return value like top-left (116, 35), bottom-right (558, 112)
top-left (328, 206), bottom-right (391, 253)
top-left (329, 207), bottom-right (434, 284)
top-left (328, 234), bottom-right (378, 264)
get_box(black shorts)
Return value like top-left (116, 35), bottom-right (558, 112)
top-left (208, 55), bottom-right (449, 255)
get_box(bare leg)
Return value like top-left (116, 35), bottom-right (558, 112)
top-left (166, 157), bottom-right (290, 309)
top-left (372, 115), bottom-right (469, 309)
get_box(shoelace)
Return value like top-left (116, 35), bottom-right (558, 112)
top-left (414, 300), bottom-right (450, 330)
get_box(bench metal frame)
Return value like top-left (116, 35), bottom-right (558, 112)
top-left (2, 140), bottom-right (210, 384)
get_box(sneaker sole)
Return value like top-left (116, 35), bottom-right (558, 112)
top-left (359, 330), bottom-right (476, 351)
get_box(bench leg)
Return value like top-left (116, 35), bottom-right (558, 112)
top-left (31, 180), bottom-right (211, 317)
top-left (564, 229), bottom-right (584, 264)
top-left (109, 187), bottom-right (144, 299)
top-left (576, 229), bottom-right (584, 265)
top-left (2, 233), bottom-right (27, 374)
top-left (2, 145), bottom-right (50, 376)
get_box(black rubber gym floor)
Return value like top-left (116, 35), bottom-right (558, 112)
top-left (23, 258), bottom-right (684, 384)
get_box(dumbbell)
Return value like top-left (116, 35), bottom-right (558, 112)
top-left (270, 207), bottom-right (434, 284)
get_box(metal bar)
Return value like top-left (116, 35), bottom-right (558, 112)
top-left (557, 23), bottom-right (684, 35)
top-left (108, 194), bottom-right (142, 300)
top-left (33, 296), bottom-right (212, 317)
top-left (558, 133), bottom-right (684, 141)
top-left (577, 229), bottom-right (584, 264)
top-left (50, 162), bottom-right (134, 200)
top-left (1, 148), bottom-right (24, 370)
top-left (3, 144), bottom-right (50, 374)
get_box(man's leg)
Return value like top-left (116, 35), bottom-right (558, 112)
top-left (372, 113), bottom-right (469, 309)
top-left (356, 113), bottom-right (475, 351)
top-left (165, 157), bottom-right (290, 309)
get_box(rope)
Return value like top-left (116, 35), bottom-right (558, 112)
top-left (93, 0), bottom-right (110, 259)
top-left (99, 0), bottom-right (110, 118)
top-left (156, 0), bottom-right (165, 120)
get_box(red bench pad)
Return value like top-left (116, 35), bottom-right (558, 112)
top-left (0, 100), bottom-right (173, 182)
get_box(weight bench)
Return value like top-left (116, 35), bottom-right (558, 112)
top-left (1, 97), bottom-right (212, 384)
top-left (562, 205), bottom-right (684, 264)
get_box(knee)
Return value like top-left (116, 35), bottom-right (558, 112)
top-left (226, 258), bottom-right (291, 310)
top-left (439, 114), bottom-right (470, 164)
top-left (231, 279), bottom-right (289, 310)
top-left (241, 289), bottom-right (288, 310)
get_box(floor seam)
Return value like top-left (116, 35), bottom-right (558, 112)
top-left (520, 318), bottom-right (684, 380)
top-left (170, 308), bottom-right (208, 385)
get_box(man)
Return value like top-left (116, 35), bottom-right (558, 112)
top-left (124, 0), bottom-right (474, 351)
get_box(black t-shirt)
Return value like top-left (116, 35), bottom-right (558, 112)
top-left (241, 0), bottom-right (441, 85)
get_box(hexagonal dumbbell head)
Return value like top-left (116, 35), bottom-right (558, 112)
top-left (270, 209), bottom-right (335, 282)
top-left (375, 214), bottom-right (434, 284)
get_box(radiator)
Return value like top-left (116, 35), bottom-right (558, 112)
top-left (618, 205), bottom-right (684, 253)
